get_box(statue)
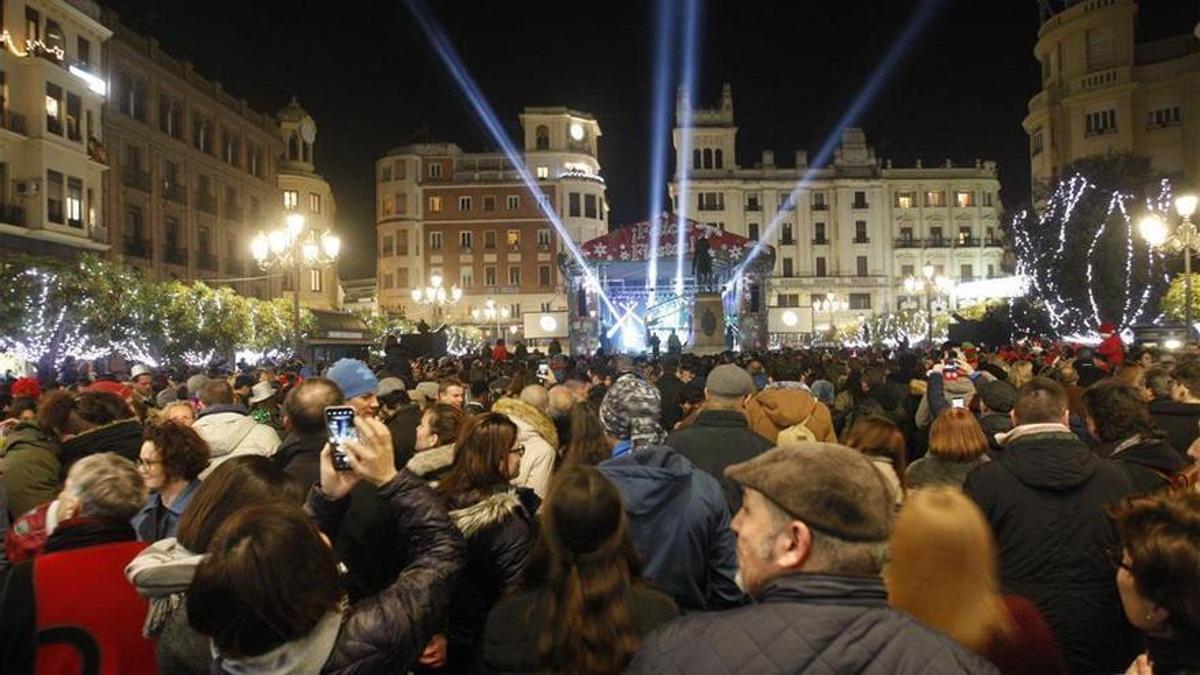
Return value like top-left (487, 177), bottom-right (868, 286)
top-left (692, 235), bottom-right (713, 291)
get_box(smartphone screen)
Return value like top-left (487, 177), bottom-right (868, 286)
top-left (537, 363), bottom-right (551, 380)
top-left (952, 397), bottom-right (965, 409)
top-left (324, 406), bottom-right (356, 471)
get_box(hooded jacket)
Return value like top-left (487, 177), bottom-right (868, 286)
top-left (1148, 399), bottom-right (1200, 458)
top-left (627, 574), bottom-right (997, 674)
top-left (192, 404), bottom-right (280, 478)
top-left (964, 426), bottom-right (1139, 675)
top-left (492, 398), bottom-right (558, 499)
top-left (1103, 434), bottom-right (1189, 494)
top-left (599, 445), bottom-right (743, 611)
top-left (0, 422), bottom-right (62, 519)
top-left (744, 386), bottom-right (836, 444)
top-left (406, 443), bottom-right (456, 482)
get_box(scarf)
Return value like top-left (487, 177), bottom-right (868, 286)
top-left (994, 423), bottom-right (1073, 448)
top-left (124, 537), bottom-right (207, 637)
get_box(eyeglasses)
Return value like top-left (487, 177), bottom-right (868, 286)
top-left (136, 457), bottom-right (163, 469)
top-left (510, 444), bottom-right (526, 458)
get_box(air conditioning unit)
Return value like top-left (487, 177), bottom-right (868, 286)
top-left (15, 180), bottom-right (40, 196)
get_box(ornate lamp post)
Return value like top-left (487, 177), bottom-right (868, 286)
top-left (1140, 194), bottom-right (1200, 336)
top-left (410, 272), bottom-right (463, 323)
top-left (903, 264), bottom-right (953, 345)
top-left (813, 292), bottom-right (848, 342)
top-left (251, 213), bottom-right (340, 357)
top-left (471, 298), bottom-right (510, 341)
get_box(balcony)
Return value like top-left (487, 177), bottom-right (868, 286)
top-left (853, 237), bottom-right (870, 244)
top-left (894, 238), bottom-right (920, 248)
top-left (0, 204), bottom-right (26, 226)
top-left (780, 237), bottom-right (796, 246)
top-left (87, 137), bottom-right (108, 164)
top-left (165, 247), bottom-right (188, 265)
top-left (123, 238), bottom-right (150, 258)
top-left (811, 237), bottom-right (828, 245)
top-left (811, 203), bottom-right (828, 211)
top-left (198, 252), bottom-right (217, 270)
top-left (745, 203), bottom-right (761, 212)
top-left (223, 204), bottom-right (243, 222)
top-left (926, 238), bottom-right (951, 248)
top-left (163, 182), bottom-right (187, 204)
top-left (956, 236), bottom-right (981, 247)
top-left (852, 201), bottom-right (869, 210)
top-left (984, 237), bottom-right (1003, 248)
top-left (1, 111), bottom-right (26, 135)
top-left (196, 193), bottom-right (217, 214)
top-left (121, 166), bottom-right (151, 192)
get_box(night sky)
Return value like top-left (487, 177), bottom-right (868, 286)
top-left (104, 0), bottom-right (1200, 278)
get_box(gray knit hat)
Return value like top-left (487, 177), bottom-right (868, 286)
top-left (599, 373), bottom-right (665, 449)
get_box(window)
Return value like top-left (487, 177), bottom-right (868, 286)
top-left (895, 192), bottom-right (915, 208)
top-left (1031, 129), bottom-right (1044, 156)
top-left (811, 192), bottom-right (827, 210)
top-left (901, 264), bottom-right (915, 278)
top-left (381, 235), bottom-right (394, 256)
top-left (960, 264), bottom-right (974, 281)
top-left (394, 160), bottom-right (406, 179)
top-left (584, 194), bottom-right (597, 218)
top-left (222, 131), bottom-right (239, 166)
top-left (485, 266), bottom-right (497, 286)
top-left (540, 302), bottom-right (552, 313)
top-left (309, 269), bottom-right (323, 292)
top-left (536, 166), bottom-right (549, 179)
top-left (959, 226), bottom-right (973, 244)
top-left (815, 257), bottom-right (827, 277)
top-left (66, 93), bottom-right (80, 141)
top-left (535, 125), bottom-right (549, 150)
top-left (983, 191), bottom-right (994, 207)
top-left (458, 196), bottom-right (472, 211)
top-left (849, 293), bottom-right (871, 310)
top-left (125, 205), bottom-right (143, 240)
top-left (510, 303), bottom-right (522, 318)
top-left (856, 256), bottom-right (868, 277)
top-left (693, 148), bottom-right (702, 169)
top-left (507, 229), bottom-right (521, 250)
top-left (428, 162), bottom-right (443, 178)
top-left (569, 193), bottom-right (581, 217)
top-left (853, 191), bottom-right (868, 209)
top-left (165, 217), bottom-right (181, 250)
top-left (1148, 107), bottom-right (1182, 128)
top-left (1086, 27), bottom-right (1115, 71)
top-left (45, 83), bottom-right (62, 135)
top-left (46, 170), bottom-right (64, 224)
top-left (87, 188), bottom-right (95, 228)
top-left (955, 190), bottom-right (975, 208)
top-left (397, 268), bottom-right (409, 288)
top-left (483, 196), bottom-right (495, 211)
top-left (781, 223), bottom-right (794, 244)
top-left (158, 97), bottom-right (181, 139)
top-left (935, 264), bottom-right (946, 277)
top-left (925, 190), bottom-right (945, 207)
top-left (507, 195), bottom-right (520, 210)
top-left (428, 196), bottom-right (443, 213)
top-left (814, 222), bottom-right (826, 243)
top-left (854, 220), bottom-right (868, 243)
top-left (485, 230), bottom-right (497, 250)
top-left (702, 148), bottom-right (713, 169)
top-left (25, 7), bottom-right (40, 42)
top-left (248, 146), bottom-right (262, 176)
top-left (539, 265), bottom-right (551, 286)
top-left (508, 266), bottom-right (521, 285)
top-left (776, 192), bottom-right (792, 211)
top-left (381, 165), bottom-right (392, 182)
top-left (537, 228), bottom-right (552, 250)
top-left (429, 231), bottom-right (443, 251)
top-left (192, 116), bottom-right (211, 153)
top-left (382, 274), bottom-right (393, 290)
top-left (900, 226), bottom-right (914, 242)
top-left (699, 192), bottom-right (725, 211)
top-left (459, 231), bottom-right (473, 250)
top-left (283, 190), bottom-right (299, 210)
top-left (396, 232), bottom-right (408, 255)
top-left (782, 258), bottom-right (794, 277)
top-left (77, 37), bottom-right (91, 66)
top-left (66, 177), bottom-right (82, 227)
top-left (988, 263), bottom-right (996, 278)
top-left (396, 194), bottom-right (407, 214)
top-left (381, 197), bottom-right (395, 216)
top-left (309, 193), bottom-right (321, 213)
top-left (777, 294), bottom-right (800, 308)
top-left (747, 223), bottom-right (759, 241)
top-left (1085, 109), bottom-right (1117, 136)
top-left (714, 149), bottom-right (723, 169)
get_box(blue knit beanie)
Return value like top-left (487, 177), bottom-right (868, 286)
top-left (324, 358), bottom-right (378, 400)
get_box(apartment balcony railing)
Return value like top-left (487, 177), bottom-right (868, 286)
top-left (984, 237), bottom-right (1003, 247)
top-left (0, 204), bottom-right (26, 226)
top-left (163, 182), bottom-right (187, 204)
top-left (853, 236), bottom-right (870, 244)
top-left (894, 238), bottom-right (921, 248)
top-left (926, 238), bottom-right (951, 248)
top-left (745, 203), bottom-right (761, 212)
top-left (811, 203), bottom-right (828, 211)
top-left (1, 111), bottom-right (27, 135)
top-left (956, 236), bottom-right (981, 247)
top-left (121, 166), bottom-right (151, 192)
top-left (812, 237), bottom-right (828, 245)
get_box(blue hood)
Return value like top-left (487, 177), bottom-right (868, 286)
top-left (599, 445), bottom-right (693, 518)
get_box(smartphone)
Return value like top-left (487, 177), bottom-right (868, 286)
top-left (537, 363), bottom-right (551, 381)
top-left (324, 406), bottom-right (356, 471)
top-left (952, 396), bottom-right (965, 409)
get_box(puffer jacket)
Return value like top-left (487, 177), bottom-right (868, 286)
top-left (964, 426), bottom-right (1139, 675)
top-left (492, 398), bottom-right (557, 499)
top-left (444, 487), bottom-right (538, 673)
top-left (744, 386), bottom-right (836, 443)
top-left (627, 573), bottom-right (998, 674)
top-left (0, 422), bottom-right (61, 519)
top-left (1104, 434), bottom-right (1190, 495)
top-left (192, 405), bottom-right (280, 478)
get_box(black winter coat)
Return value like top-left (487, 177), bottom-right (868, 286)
top-left (1105, 435), bottom-right (1190, 494)
top-left (444, 487), bottom-right (539, 673)
top-left (274, 431), bottom-right (326, 488)
top-left (665, 409), bottom-right (771, 513)
top-left (656, 373), bottom-right (684, 431)
top-left (386, 404), bottom-right (421, 469)
top-left (964, 429), bottom-right (1139, 675)
top-left (627, 573), bottom-right (997, 674)
top-left (307, 470), bottom-right (466, 674)
top-left (1148, 399), bottom-right (1200, 458)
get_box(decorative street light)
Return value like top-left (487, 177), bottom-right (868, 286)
top-left (471, 298), bottom-right (510, 340)
top-left (812, 292), bottom-right (848, 342)
top-left (1140, 194), bottom-right (1199, 336)
top-left (251, 213), bottom-right (340, 357)
top-left (903, 263), bottom-right (954, 345)
top-left (410, 272), bottom-right (463, 322)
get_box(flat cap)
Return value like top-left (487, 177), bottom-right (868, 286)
top-left (705, 364), bottom-right (756, 398)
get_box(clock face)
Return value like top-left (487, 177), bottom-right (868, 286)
top-left (300, 118), bottom-right (316, 144)
top-left (569, 122), bottom-right (584, 141)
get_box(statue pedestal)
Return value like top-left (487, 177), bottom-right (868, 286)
top-left (691, 293), bottom-right (726, 354)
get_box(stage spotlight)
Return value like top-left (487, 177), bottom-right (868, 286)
top-left (646, 0), bottom-right (678, 292)
top-left (675, 0), bottom-right (703, 297)
top-left (403, 0), bottom-right (617, 315)
top-left (733, 0), bottom-right (948, 278)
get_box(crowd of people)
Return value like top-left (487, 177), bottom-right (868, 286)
top-left (0, 334), bottom-right (1198, 674)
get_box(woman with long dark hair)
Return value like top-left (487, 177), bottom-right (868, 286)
top-left (433, 412), bottom-right (539, 672)
top-left (562, 401), bottom-right (609, 467)
top-left (481, 465), bottom-right (679, 673)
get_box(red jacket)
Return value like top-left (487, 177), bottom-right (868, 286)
top-left (1096, 333), bottom-right (1126, 367)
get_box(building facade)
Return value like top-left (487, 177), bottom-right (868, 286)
top-left (277, 98), bottom-right (339, 311)
top-left (375, 107), bottom-right (607, 326)
top-left (673, 85), bottom-right (1005, 333)
top-left (100, 8), bottom-right (283, 298)
top-left (1025, 0), bottom-right (1200, 190)
top-left (0, 0), bottom-right (111, 260)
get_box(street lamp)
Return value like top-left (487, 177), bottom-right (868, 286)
top-left (251, 213), bottom-right (340, 357)
top-left (904, 263), bottom-right (953, 345)
top-left (410, 272), bottom-right (463, 323)
top-left (1140, 194), bottom-right (1200, 336)
top-left (813, 292), bottom-right (848, 342)
top-left (471, 298), bottom-right (510, 341)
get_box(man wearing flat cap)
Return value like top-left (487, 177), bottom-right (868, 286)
top-left (629, 442), bottom-right (997, 674)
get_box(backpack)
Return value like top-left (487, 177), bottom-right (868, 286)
top-left (777, 411), bottom-right (818, 445)
top-left (1154, 463), bottom-right (1200, 491)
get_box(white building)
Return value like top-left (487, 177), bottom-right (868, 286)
top-left (672, 85), bottom-right (1007, 334)
top-left (0, 0), bottom-right (111, 259)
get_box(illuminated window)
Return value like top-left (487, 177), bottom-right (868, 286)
top-left (309, 269), bottom-right (323, 292)
top-left (955, 191), bottom-right (975, 208)
top-left (536, 166), bottom-right (549, 179)
top-left (381, 197), bottom-right (394, 216)
top-left (924, 190), bottom-right (945, 207)
top-left (895, 192), bottom-right (914, 209)
top-left (66, 177), bottom-right (82, 227)
top-left (428, 196), bottom-right (442, 213)
top-left (310, 193), bottom-right (321, 213)
top-left (507, 229), bottom-right (520, 250)
top-left (45, 83), bottom-right (62, 135)
top-left (283, 190), bottom-right (299, 210)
